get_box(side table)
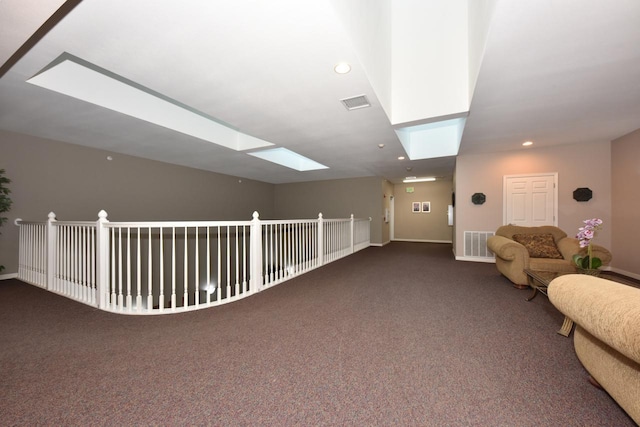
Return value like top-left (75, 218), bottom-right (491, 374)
top-left (523, 269), bottom-right (574, 337)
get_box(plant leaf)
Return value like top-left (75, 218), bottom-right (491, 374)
top-left (581, 256), bottom-right (590, 268)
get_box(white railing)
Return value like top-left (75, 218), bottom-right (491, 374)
top-left (15, 211), bottom-right (370, 315)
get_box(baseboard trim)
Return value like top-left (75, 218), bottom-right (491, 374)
top-left (455, 255), bottom-right (496, 264)
top-left (392, 239), bottom-right (452, 244)
top-left (0, 272), bottom-right (18, 281)
top-left (609, 267), bottom-right (640, 281)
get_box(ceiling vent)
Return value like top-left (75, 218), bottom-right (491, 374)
top-left (340, 94), bottom-right (370, 111)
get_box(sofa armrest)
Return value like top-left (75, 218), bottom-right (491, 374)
top-left (557, 238), bottom-right (613, 265)
top-left (556, 238), bottom-right (581, 261)
top-left (487, 235), bottom-right (529, 262)
top-left (590, 244), bottom-right (613, 265)
top-left (548, 275), bottom-right (640, 363)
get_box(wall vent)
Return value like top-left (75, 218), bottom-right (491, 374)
top-left (340, 94), bottom-right (370, 111)
top-left (464, 231), bottom-right (495, 259)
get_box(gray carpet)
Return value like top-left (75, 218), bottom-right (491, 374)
top-left (0, 242), bottom-right (635, 426)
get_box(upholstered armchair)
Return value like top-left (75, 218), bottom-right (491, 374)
top-left (487, 225), bottom-right (612, 287)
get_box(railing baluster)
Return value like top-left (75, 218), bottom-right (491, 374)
top-left (15, 212), bottom-right (369, 315)
top-left (136, 227), bottom-right (141, 311)
top-left (147, 227), bottom-right (152, 312)
top-left (110, 228), bottom-right (116, 308)
top-left (83, 226), bottom-right (88, 301)
top-left (195, 226), bottom-right (199, 307)
top-left (91, 226), bottom-right (95, 304)
top-left (217, 227), bottom-right (221, 302)
top-left (64, 226), bottom-right (70, 294)
top-left (59, 225), bottom-right (65, 293)
top-left (73, 225), bottom-right (78, 294)
top-left (126, 227), bottom-right (132, 311)
top-left (117, 228), bottom-right (123, 310)
top-left (75, 225), bottom-right (80, 296)
top-left (171, 227), bottom-right (176, 310)
top-left (159, 227), bottom-right (164, 312)
top-left (184, 226), bottom-right (188, 309)
top-left (226, 226), bottom-right (231, 298)
top-left (206, 227), bottom-right (211, 304)
top-left (242, 225), bottom-right (247, 292)
top-left (235, 225), bottom-right (239, 296)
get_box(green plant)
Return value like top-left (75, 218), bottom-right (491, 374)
top-left (0, 169), bottom-right (12, 273)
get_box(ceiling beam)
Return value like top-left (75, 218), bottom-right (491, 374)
top-left (0, 0), bottom-right (83, 78)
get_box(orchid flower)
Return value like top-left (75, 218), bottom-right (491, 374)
top-left (574, 218), bottom-right (603, 269)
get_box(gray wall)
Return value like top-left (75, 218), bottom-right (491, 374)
top-left (0, 130), bottom-right (275, 274)
top-left (273, 177), bottom-right (384, 244)
top-left (611, 128), bottom-right (640, 277)
top-left (455, 141), bottom-right (612, 260)
top-left (393, 179), bottom-right (454, 242)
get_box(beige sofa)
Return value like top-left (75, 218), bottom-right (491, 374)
top-left (548, 274), bottom-right (640, 424)
top-left (486, 225), bottom-right (612, 287)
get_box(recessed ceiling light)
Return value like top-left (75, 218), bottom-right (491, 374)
top-left (398, 156), bottom-right (405, 160)
top-left (403, 177), bottom-right (436, 183)
top-left (334, 62), bottom-right (351, 74)
top-left (522, 141), bottom-right (533, 146)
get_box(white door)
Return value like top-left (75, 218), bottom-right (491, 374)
top-left (503, 173), bottom-right (557, 226)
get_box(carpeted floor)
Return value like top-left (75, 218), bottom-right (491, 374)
top-left (0, 242), bottom-right (635, 426)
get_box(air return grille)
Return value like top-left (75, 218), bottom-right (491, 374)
top-left (340, 94), bottom-right (371, 111)
top-left (464, 231), bottom-right (495, 259)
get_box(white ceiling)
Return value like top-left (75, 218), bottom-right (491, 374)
top-left (1, 1), bottom-right (639, 184)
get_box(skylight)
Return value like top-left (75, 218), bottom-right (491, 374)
top-left (26, 53), bottom-right (273, 151)
top-left (247, 147), bottom-right (328, 171)
top-left (395, 117), bottom-right (467, 160)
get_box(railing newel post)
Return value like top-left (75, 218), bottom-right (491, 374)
top-left (46, 212), bottom-right (57, 290)
top-left (350, 214), bottom-right (355, 254)
top-left (95, 210), bottom-right (109, 310)
top-left (250, 211), bottom-right (263, 294)
top-left (318, 213), bottom-right (324, 266)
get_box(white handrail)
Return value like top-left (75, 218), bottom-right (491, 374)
top-left (15, 210), bottom-right (371, 315)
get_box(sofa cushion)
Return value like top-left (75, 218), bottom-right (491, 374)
top-left (512, 233), bottom-right (564, 259)
top-left (496, 225), bottom-right (567, 243)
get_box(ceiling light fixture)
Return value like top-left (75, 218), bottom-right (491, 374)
top-left (403, 177), bottom-right (436, 183)
top-left (398, 156), bottom-right (405, 160)
top-left (334, 62), bottom-right (351, 74)
top-left (522, 141), bottom-right (533, 146)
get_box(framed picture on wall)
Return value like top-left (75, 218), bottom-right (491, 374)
top-left (422, 201), bottom-right (431, 213)
top-left (412, 202), bottom-right (421, 213)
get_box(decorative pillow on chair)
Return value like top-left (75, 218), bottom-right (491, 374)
top-left (512, 233), bottom-right (564, 259)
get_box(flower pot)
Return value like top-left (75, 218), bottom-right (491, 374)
top-left (576, 267), bottom-right (601, 277)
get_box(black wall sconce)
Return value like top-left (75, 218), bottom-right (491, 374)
top-left (471, 192), bottom-right (486, 205)
top-left (573, 187), bottom-right (593, 202)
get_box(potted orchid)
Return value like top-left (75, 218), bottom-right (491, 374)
top-left (572, 218), bottom-right (603, 274)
